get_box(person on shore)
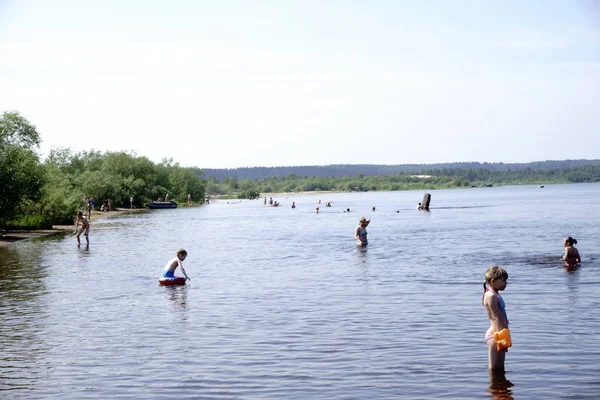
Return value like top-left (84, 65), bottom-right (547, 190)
top-left (291, 202), bottom-right (296, 209)
top-left (107, 199), bottom-right (112, 211)
top-left (188, 194), bottom-right (192, 205)
top-left (355, 217), bottom-right (370, 246)
top-left (561, 237), bottom-right (581, 267)
top-left (130, 195), bottom-right (134, 209)
top-left (162, 248), bottom-right (189, 280)
top-left (86, 200), bottom-right (92, 218)
top-left (73, 211), bottom-right (90, 246)
top-left (483, 266), bottom-right (510, 371)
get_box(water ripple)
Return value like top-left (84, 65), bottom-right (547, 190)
top-left (1, 184), bottom-right (600, 399)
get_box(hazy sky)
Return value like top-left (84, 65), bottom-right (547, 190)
top-left (1, 0), bottom-right (599, 168)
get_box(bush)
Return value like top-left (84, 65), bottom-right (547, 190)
top-left (237, 189), bottom-right (260, 200)
top-left (1, 214), bottom-right (52, 230)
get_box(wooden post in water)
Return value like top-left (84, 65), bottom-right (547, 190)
top-left (422, 193), bottom-right (431, 210)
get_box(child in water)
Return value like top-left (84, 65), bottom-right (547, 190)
top-left (483, 266), bottom-right (510, 371)
top-left (561, 237), bottom-right (581, 267)
top-left (73, 211), bottom-right (90, 246)
top-left (163, 248), bottom-right (190, 280)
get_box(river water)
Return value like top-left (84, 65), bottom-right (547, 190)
top-left (1, 183), bottom-right (599, 399)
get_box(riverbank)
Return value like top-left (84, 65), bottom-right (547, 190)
top-left (210, 190), bottom-right (339, 200)
top-left (0, 208), bottom-right (145, 247)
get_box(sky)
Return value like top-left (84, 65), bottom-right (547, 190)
top-left (1, 0), bottom-right (599, 169)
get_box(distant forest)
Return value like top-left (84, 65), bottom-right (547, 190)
top-left (202, 160), bottom-right (600, 180)
top-left (201, 160), bottom-right (600, 198)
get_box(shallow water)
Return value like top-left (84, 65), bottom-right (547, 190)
top-left (1, 183), bottom-right (599, 399)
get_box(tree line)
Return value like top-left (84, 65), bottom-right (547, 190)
top-left (1, 111), bottom-right (205, 230)
top-left (3, 110), bottom-right (599, 228)
top-left (201, 160), bottom-right (600, 180)
top-left (206, 166), bottom-right (600, 198)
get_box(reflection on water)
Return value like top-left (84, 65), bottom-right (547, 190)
top-left (0, 244), bottom-right (49, 392)
top-left (488, 370), bottom-right (514, 400)
top-left (164, 285), bottom-right (188, 311)
top-left (355, 245), bottom-right (368, 257)
top-left (1, 183), bottom-right (600, 399)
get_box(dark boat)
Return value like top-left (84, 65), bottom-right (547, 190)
top-left (145, 201), bottom-right (178, 209)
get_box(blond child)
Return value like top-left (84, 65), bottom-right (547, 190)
top-left (162, 248), bottom-right (190, 281)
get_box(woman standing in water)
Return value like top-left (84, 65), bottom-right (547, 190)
top-left (355, 217), bottom-right (370, 247)
top-left (561, 237), bottom-right (581, 267)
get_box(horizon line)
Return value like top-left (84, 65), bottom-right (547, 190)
top-left (198, 159), bottom-right (600, 170)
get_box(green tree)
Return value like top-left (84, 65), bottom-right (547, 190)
top-left (0, 111), bottom-right (41, 148)
top-left (0, 111), bottom-right (45, 224)
top-left (35, 163), bottom-right (82, 225)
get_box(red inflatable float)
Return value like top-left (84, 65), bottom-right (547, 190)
top-left (158, 277), bottom-right (187, 286)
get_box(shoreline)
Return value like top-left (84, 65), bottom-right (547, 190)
top-left (226, 190), bottom-right (339, 199)
top-left (0, 208), bottom-right (144, 247)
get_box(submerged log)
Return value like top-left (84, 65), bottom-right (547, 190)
top-left (422, 193), bottom-right (431, 210)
